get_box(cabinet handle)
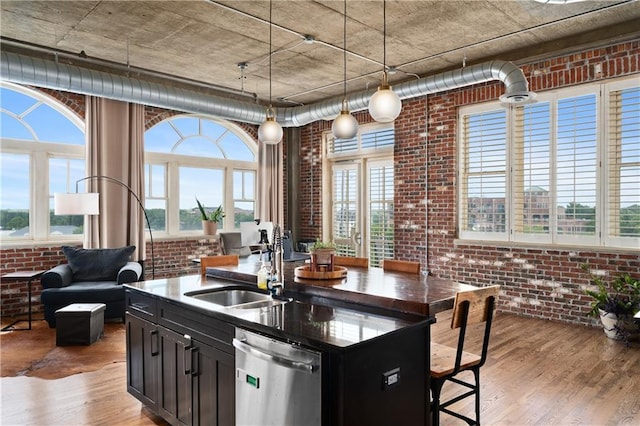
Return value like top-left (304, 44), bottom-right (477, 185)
top-left (191, 347), bottom-right (199, 376)
top-left (183, 334), bottom-right (193, 375)
top-left (150, 330), bottom-right (159, 356)
top-left (184, 345), bottom-right (191, 375)
top-left (131, 302), bottom-right (150, 311)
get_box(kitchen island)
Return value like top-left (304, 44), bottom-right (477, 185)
top-left (125, 263), bottom-right (476, 426)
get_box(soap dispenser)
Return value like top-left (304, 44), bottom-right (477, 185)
top-left (257, 261), bottom-right (269, 290)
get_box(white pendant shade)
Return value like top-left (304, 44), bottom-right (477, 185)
top-left (54, 192), bottom-right (100, 215)
top-left (332, 109), bottom-right (359, 139)
top-left (368, 76), bottom-right (402, 123)
top-left (258, 115), bottom-right (283, 145)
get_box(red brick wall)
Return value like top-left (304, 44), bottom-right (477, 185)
top-left (420, 41), bottom-right (640, 326)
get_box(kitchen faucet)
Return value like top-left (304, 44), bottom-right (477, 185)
top-left (270, 224), bottom-right (284, 295)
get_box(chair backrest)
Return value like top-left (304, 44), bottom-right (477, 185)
top-left (451, 285), bottom-right (500, 329)
top-left (219, 232), bottom-right (251, 257)
top-left (282, 234), bottom-right (294, 260)
top-left (382, 259), bottom-right (420, 274)
top-left (450, 285), bottom-right (500, 371)
top-left (200, 255), bottom-right (239, 275)
top-left (334, 256), bottom-right (368, 268)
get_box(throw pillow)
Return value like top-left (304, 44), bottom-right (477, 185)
top-left (62, 245), bottom-right (136, 282)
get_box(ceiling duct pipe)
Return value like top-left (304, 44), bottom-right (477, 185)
top-left (282, 60), bottom-right (534, 126)
top-left (1, 51), bottom-right (533, 127)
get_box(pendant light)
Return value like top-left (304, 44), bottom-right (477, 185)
top-left (258, 0), bottom-right (283, 145)
top-left (368, 0), bottom-right (401, 123)
top-left (332, 0), bottom-right (359, 140)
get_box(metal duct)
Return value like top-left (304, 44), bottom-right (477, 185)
top-left (1, 51), bottom-right (533, 127)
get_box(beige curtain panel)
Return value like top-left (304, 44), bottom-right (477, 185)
top-left (84, 96), bottom-right (146, 263)
top-left (256, 141), bottom-right (284, 227)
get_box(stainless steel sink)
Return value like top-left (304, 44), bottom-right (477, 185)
top-left (184, 288), bottom-right (289, 309)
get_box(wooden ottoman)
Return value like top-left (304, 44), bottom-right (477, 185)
top-left (55, 303), bottom-right (106, 346)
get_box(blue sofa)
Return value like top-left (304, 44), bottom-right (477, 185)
top-left (40, 246), bottom-right (142, 327)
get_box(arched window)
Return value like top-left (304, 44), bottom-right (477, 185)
top-left (144, 115), bottom-right (257, 235)
top-left (0, 82), bottom-right (85, 242)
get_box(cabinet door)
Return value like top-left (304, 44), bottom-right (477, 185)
top-left (192, 340), bottom-right (235, 426)
top-left (158, 327), bottom-right (193, 426)
top-left (126, 313), bottom-right (159, 410)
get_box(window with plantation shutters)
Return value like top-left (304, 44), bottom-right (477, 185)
top-left (328, 123), bottom-right (394, 158)
top-left (332, 165), bottom-right (358, 257)
top-left (459, 76), bottom-right (639, 249)
top-left (513, 101), bottom-right (551, 241)
top-left (555, 93), bottom-right (598, 243)
top-left (326, 123), bottom-right (394, 264)
top-left (368, 160), bottom-right (394, 267)
top-left (607, 84), bottom-right (640, 247)
top-left (460, 108), bottom-right (507, 240)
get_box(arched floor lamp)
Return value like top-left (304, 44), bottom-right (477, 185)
top-left (54, 175), bottom-right (155, 279)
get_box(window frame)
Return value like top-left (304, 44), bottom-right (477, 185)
top-left (323, 122), bottom-right (395, 265)
top-left (0, 82), bottom-right (85, 244)
top-left (144, 114), bottom-right (258, 237)
top-left (458, 75), bottom-right (639, 249)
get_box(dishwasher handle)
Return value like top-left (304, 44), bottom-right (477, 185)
top-left (233, 338), bottom-right (317, 374)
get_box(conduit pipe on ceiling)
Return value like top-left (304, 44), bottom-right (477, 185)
top-left (533, 0), bottom-right (585, 4)
top-left (1, 51), bottom-right (534, 127)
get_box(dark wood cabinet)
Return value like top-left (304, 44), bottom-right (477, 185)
top-left (158, 326), bottom-right (192, 425)
top-left (126, 313), bottom-right (159, 411)
top-left (192, 338), bottom-right (235, 426)
top-left (126, 290), bottom-right (235, 426)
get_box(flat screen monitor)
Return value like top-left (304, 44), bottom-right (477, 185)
top-left (240, 221), bottom-right (274, 246)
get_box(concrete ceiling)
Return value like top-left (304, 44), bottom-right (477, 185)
top-left (1, 0), bottom-right (639, 107)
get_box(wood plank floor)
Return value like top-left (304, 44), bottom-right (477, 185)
top-left (1, 312), bottom-right (639, 425)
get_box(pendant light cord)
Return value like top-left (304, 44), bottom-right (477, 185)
top-left (343, 0), bottom-right (347, 99)
top-left (383, 0), bottom-right (386, 72)
top-left (269, 0), bottom-right (273, 108)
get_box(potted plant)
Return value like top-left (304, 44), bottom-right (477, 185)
top-left (196, 197), bottom-right (225, 235)
top-left (582, 264), bottom-right (640, 342)
top-left (310, 239), bottom-right (337, 268)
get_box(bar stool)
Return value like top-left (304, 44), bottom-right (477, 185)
top-left (200, 254), bottom-right (239, 275)
top-left (382, 259), bottom-right (420, 274)
top-left (430, 285), bottom-right (500, 425)
top-left (334, 256), bottom-right (368, 268)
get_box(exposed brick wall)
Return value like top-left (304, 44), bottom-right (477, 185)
top-left (421, 40), bottom-right (640, 326)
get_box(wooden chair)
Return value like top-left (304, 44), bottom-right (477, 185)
top-left (200, 255), bottom-right (239, 275)
top-left (430, 285), bottom-right (500, 426)
top-left (382, 259), bottom-right (420, 275)
top-left (334, 256), bottom-right (368, 268)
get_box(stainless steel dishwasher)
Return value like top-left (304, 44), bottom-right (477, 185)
top-left (233, 328), bottom-right (322, 426)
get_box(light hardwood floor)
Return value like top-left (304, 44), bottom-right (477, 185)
top-left (1, 312), bottom-right (638, 425)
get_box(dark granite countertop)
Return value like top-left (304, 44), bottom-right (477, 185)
top-left (125, 275), bottom-right (431, 350)
top-left (205, 259), bottom-right (478, 316)
top-left (126, 259), bottom-right (476, 349)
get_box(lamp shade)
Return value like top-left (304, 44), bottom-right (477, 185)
top-left (54, 192), bottom-right (100, 215)
top-left (368, 85), bottom-right (402, 123)
top-left (332, 110), bottom-right (359, 139)
top-left (258, 116), bottom-right (283, 145)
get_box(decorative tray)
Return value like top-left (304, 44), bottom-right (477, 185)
top-left (294, 265), bottom-right (347, 280)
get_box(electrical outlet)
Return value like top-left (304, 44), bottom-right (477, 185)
top-left (382, 368), bottom-right (400, 390)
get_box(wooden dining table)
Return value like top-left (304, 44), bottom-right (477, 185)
top-left (204, 258), bottom-right (478, 317)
